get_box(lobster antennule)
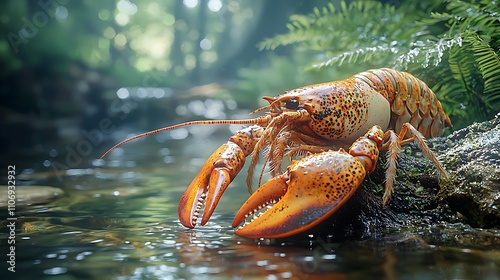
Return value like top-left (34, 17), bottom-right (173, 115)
top-left (249, 98), bottom-right (274, 115)
top-left (248, 95), bottom-right (293, 115)
top-left (99, 117), bottom-right (269, 159)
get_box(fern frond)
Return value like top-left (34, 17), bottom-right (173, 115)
top-left (466, 32), bottom-right (500, 92)
top-left (395, 36), bottom-right (463, 68)
top-left (463, 32), bottom-right (500, 111)
top-left (448, 47), bottom-right (475, 93)
top-left (444, 0), bottom-right (500, 34)
top-left (258, 4), bottom-right (336, 51)
top-left (312, 46), bottom-right (397, 68)
top-left (259, 0), bottom-right (424, 56)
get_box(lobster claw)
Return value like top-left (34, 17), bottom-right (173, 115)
top-left (178, 141), bottom-right (246, 228)
top-left (232, 150), bottom-right (367, 239)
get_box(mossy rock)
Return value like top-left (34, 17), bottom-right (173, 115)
top-left (310, 114), bottom-right (500, 240)
top-left (378, 113), bottom-right (500, 229)
top-left (439, 113), bottom-right (500, 228)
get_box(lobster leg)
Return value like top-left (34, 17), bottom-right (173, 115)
top-left (381, 123), bottom-right (449, 204)
top-left (178, 125), bottom-right (262, 228)
top-left (232, 126), bottom-right (384, 239)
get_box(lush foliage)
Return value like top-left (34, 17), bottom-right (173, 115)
top-left (256, 0), bottom-right (500, 129)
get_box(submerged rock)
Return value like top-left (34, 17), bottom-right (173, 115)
top-left (0, 185), bottom-right (64, 209)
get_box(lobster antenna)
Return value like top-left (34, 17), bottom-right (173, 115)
top-left (99, 117), bottom-right (268, 159)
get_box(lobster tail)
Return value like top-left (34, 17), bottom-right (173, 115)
top-left (355, 68), bottom-right (452, 138)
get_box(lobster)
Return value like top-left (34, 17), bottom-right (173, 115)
top-left (100, 68), bottom-right (452, 239)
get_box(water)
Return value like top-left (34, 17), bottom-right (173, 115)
top-left (1, 124), bottom-right (499, 280)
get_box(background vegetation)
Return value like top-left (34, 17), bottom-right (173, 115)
top-left (245, 0), bottom-right (500, 129)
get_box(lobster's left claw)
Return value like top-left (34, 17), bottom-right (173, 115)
top-left (232, 150), bottom-right (367, 239)
top-left (178, 142), bottom-right (246, 228)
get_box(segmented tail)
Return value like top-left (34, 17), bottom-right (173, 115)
top-left (354, 68), bottom-right (452, 138)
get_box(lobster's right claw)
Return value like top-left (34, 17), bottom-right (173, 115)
top-left (178, 142), bottom-right (245, 228)
top-left (232, 151), bottom-right (366, 239)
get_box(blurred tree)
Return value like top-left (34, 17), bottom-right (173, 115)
top-left (0, 0), bottom-right (328, 86)
top-left (0, 0), bottom-right (330, 163)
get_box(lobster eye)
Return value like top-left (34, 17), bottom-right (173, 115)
top-left (284, 99), bottom-right (299, 110)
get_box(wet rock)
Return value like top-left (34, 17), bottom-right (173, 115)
top-left (380, 113), bottom-right (500, 229)
top-left (0, 185), bottom-right (64, 208)
top-left (305, 114), bottom-right (500, 240)
top-left (440, 113), bottom-right (500, 228)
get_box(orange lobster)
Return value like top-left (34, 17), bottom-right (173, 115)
top-left (100, 68), bottom-right (452, 239)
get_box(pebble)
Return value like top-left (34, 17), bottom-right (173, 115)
top-left (0, 185), bottom-right (64, 208)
